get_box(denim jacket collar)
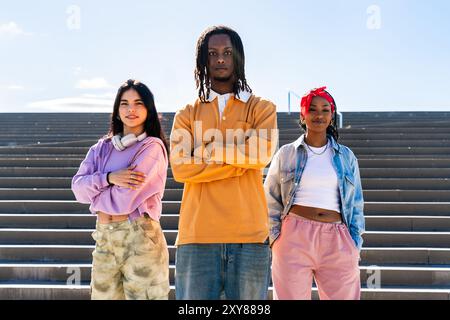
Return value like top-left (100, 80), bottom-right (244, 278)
top-left (292, 134), bottom-right (341, 154)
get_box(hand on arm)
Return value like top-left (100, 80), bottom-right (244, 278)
top-left (107, 164), bottom-right (146, 190)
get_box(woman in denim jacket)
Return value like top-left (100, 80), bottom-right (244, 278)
top-left (264, 87), bottom-right (365, 300)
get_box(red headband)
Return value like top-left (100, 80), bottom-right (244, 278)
top-left (300, 86), bottom-right (335, 117)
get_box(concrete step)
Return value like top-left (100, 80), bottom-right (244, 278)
top-left (3, 134), bottom-right (450, 142)
top-left (279, 139), bottom-right (450, 147)
top-left (5, 117), bottom-right (445, 124)
top-left (0, 141), bottom-right (96, 148)
top-left (0, 167), bottom-right (79, 177)
top-left (361, 168), bottom-right (450, 178)
top-left (363, 231), bottom-right (450, 247)
top-left (358, 158), bottom-right (450, 168)
top-left (0, 147), bottom-right (90, 155)
top-left (0, 229), bottom-right (174, 245)
top-left (0, 134), bottom-right (103, 139)
top-left (1, 244), bottom-right (450, 266)
top-left (1, 214), bottom-right (450, 232)
top-left (0, 158), bottom-right (84, 167)
top-left (1, 157), bottom-right (450, 169)
top-left (284, 126), bottom-right (450, 133)
top-left (0, 214), bottom-right (96, 229)
top-left (5, 139), bottom-right (450, 148)
top-left (0, 245), bottom-right (96, 262)
top-left (340, 147), bottom-right (450, 156)
top-left (0, 178), bottom-right (76, 189)
top-left (278, 123), bottom-right (450, 129)
top-left (1, 200), bottom-right (448, 216)
top-left (365, 216), bottom-right (450, 232)
top-left (4, 138), bottom-right (449, 154)
top-left (0, 229), bottom-right (98, 245)
top-left (0, 200), bottom-right (181, 214)
top-left (0, 263), bottom-right (449, 289)
top-left (364, 202), bottom-right (450, 216)
top-left (3, 130), bottom-right (449, 147)
top-left (2, 177), bottom-right (449, 190)
top-left (0, 284), bottom-right (91, 300)
top-left (339, 133), bottom-right (450, 140)
top-left (361, 179), bottom-right (450, 190)
top-left (1, 284), bottom-right (450, 300)
top-left (1, 132), bottom-right (449, 142)
top-left (360, 248), bottom-right (450, 265)
top-left (4, 147), bottom-right (450, 158)
top-left (6, 124), bottom-right (442, 132)
top-left (0, 214), bottom-right (179, 230)
top-left (362, 190), bottom-right (450, 202)
top-left (1, 167), bottom-right (449, 179)
top-left (0, 177), bottom-right (184, 189)
top-left (0, 188), bottom-right (182, 201)
top-left (1, 228), bottom-right (450, 248)
top-left (3, 188), bottom-right (450, 202)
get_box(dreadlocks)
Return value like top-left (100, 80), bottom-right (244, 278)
top-left (195, 25), bottom-right (252, 102)
top-left (324, 90), bottom-right (340, 142)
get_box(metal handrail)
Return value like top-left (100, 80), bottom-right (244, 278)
top-left (287, 90), bottom-right (301, 116)
top-left (288, 89), bottom-right (343, 128)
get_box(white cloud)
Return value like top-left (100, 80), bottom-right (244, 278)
top-left (76, 77), bottom-right (113, 89)
top-left (0, 84), bottom-right (25, 91)
top-left (0, 22), bottom-right (32, 37)
top-left (72, 66), bottom-right (83, 76)
top-left (81, 92), bottom-right (116, 99)
top-left (26, 96), bottom-right (114, 112)
top-left (6, 85), bottom-right (25, 90)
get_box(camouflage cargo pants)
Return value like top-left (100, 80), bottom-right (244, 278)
top-left (90, 215), bottom-right (170, 300)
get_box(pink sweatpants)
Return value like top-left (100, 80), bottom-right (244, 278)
top-left (272, 214), bottom-right (361, 300)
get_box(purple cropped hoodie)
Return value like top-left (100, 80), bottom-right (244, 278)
top-left (71, 136), bottom-right (168, 222)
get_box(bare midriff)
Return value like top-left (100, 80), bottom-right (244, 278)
top-left (97, 211), bottom-right (129, 224)
top-left (289, 204), bottom-right (342, 223)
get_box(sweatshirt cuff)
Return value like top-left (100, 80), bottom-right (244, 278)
top-left (99, 172), bottom-right (110, 188)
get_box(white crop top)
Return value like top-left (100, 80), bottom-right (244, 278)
top-left (292, 141), bottom-right (341, 213)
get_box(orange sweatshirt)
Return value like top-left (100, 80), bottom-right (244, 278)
top-left (170, 94), bottom-right (278, 245)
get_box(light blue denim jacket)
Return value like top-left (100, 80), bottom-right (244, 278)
top-left (264, 134), bottom-right (365, 250)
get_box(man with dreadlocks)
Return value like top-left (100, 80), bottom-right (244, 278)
top-left (169, 25), bottom-right (278, 300)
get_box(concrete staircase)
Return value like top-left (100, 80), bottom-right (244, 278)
top-left (0, 112), bottom-right (450, 300)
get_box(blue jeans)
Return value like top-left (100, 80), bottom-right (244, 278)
top-left (175, 243), bottom-right (271, 300)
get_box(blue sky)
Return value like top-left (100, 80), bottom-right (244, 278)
top-left (1, 0), bottom-right (449, 113)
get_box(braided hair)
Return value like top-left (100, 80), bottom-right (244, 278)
top-left (195, 25), bottom-right (252, 102)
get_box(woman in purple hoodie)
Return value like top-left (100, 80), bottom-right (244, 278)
top-left (72, 79), bottom-right (170, 300)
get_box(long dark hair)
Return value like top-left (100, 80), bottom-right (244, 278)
top-left (299, 89), bottom-right (339, 141)
top-left (106, 79), bottom-right (169, 154)
top-left (195, 25), bottom-right (252, 102)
